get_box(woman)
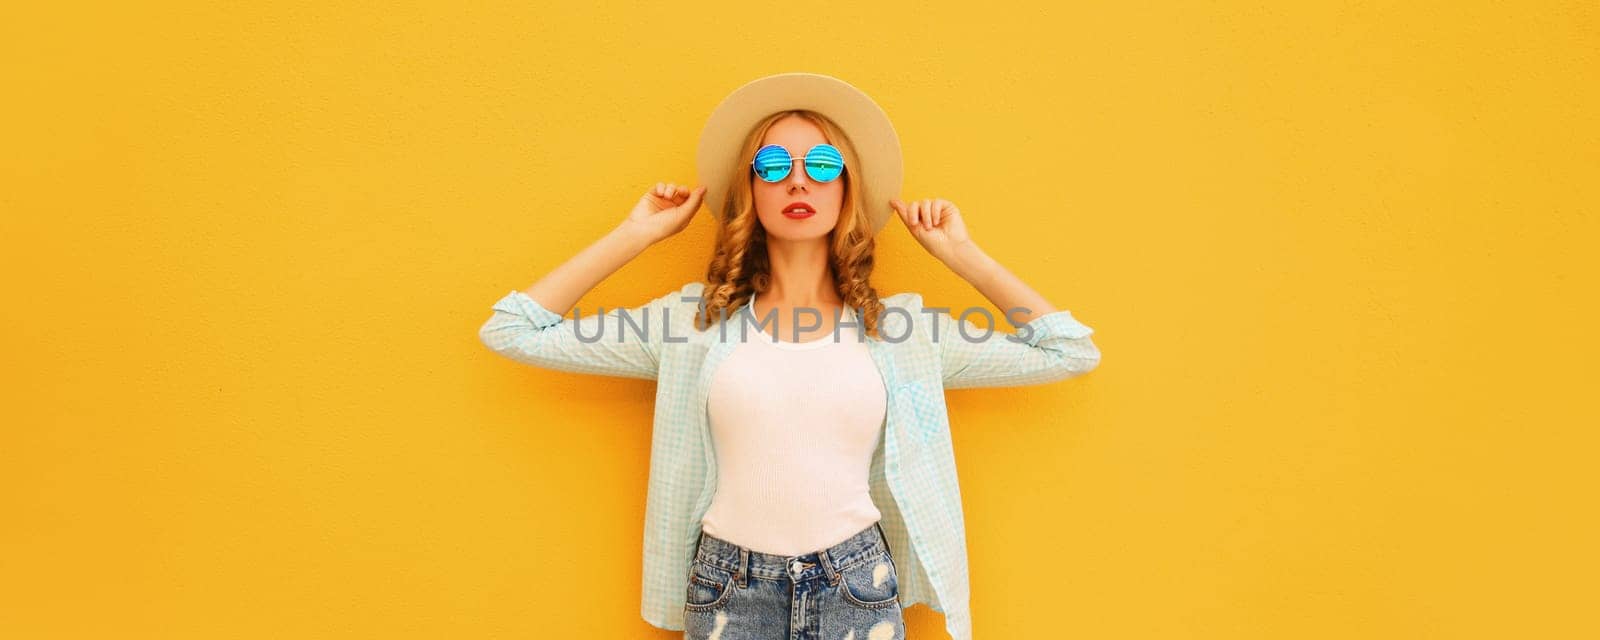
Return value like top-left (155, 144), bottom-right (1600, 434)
top-left (479, 73), bottom-right (1101, 640)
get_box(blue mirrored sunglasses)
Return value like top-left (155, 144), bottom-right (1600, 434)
top-left (751, 143), bottom-right (846, 183)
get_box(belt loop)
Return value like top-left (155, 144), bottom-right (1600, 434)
top-left (818, 547), bottom-right (840, 585)
top-left (687, 529), bottom-right (704, 582)
top-left (874, 521), bottom-right (888, 551)
top-left (738, 547), bottom-right (749, 589)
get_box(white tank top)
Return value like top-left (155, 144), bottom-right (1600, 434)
top-left (701, 306), bottom-right (888, 555)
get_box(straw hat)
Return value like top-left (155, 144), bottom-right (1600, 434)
top-left (695, 72), bottom-right (903, 235)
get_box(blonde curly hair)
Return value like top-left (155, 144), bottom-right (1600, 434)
top-left (693, 110), bottom-right (886, 338)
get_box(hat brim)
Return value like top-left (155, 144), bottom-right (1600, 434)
top-left (696, 73), bottom-right (902, 236)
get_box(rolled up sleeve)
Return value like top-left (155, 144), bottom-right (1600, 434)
top-left (934, 302), bottom-right (1101, 389)
top-left (478, 284), bottom-right (693, 381)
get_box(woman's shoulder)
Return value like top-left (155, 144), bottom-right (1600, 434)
top-left (877, 289), bottom-right (924, 307)
top-left (663, 280), bottom-right (707, 311)
top-left (677, 280), bottom-right (707, 296)
top-left (875, 290), bottom-right (933, 330)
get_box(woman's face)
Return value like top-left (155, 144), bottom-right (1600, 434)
top-left (751, 116), bottom-right (845, 242)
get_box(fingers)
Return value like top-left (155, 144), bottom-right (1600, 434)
top-left (909, 199), bottom-right (930, 230)
top-left (652, 182), bottom-right (704, 204)
top-left (889, 197), bottom-right (951, 231)
top-left (682, 185), bottom-right (707, 213)
top-left (889, 198), bottom-right (924, 230)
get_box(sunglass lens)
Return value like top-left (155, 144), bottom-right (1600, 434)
top-left (752, 145), bottom-right (792, 182)
top-left (804, 145), bottom-right (844, 182)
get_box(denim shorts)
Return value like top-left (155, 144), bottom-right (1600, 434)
top-left (683, 521), bottom-right (905, 640)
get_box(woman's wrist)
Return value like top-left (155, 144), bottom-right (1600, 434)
top-left (940, 240), bottom-right (994, 283)
top-left (608, 222), bottom-right (660, 255)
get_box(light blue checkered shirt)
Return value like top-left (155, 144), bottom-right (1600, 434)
top-left (479, 280), bottom-right (1100, 640)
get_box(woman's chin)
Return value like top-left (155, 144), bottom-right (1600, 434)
top-left (762, 221), bottom-right (837, 242)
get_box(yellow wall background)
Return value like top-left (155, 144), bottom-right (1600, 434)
top-left (3, 1), bottom-right (1595, 638)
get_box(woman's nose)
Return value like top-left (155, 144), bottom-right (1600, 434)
top-left (787, 168), bottom-right (810, 190)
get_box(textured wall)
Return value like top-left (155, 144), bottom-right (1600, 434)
top-left (3, 1), bottom-right (1595, 638)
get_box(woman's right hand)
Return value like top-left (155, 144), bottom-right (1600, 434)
top-left (619, 182), bottom-right (707, 245)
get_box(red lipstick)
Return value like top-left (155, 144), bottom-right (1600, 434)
top-left (782, 201), bottom-right (815, 219)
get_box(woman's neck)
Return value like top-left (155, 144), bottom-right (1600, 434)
top-left (762, 236), bottom-right (839, 308)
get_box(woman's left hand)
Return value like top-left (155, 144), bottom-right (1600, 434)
top-left (890, 197), bottom-right (973, 263)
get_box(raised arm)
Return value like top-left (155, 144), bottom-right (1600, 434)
top-left (932, 240), bottom-right (1101, 388)
top-left (478, 182), bottom-right (707, 380)
top-left (889, 197), bottom-right (1102, 389)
